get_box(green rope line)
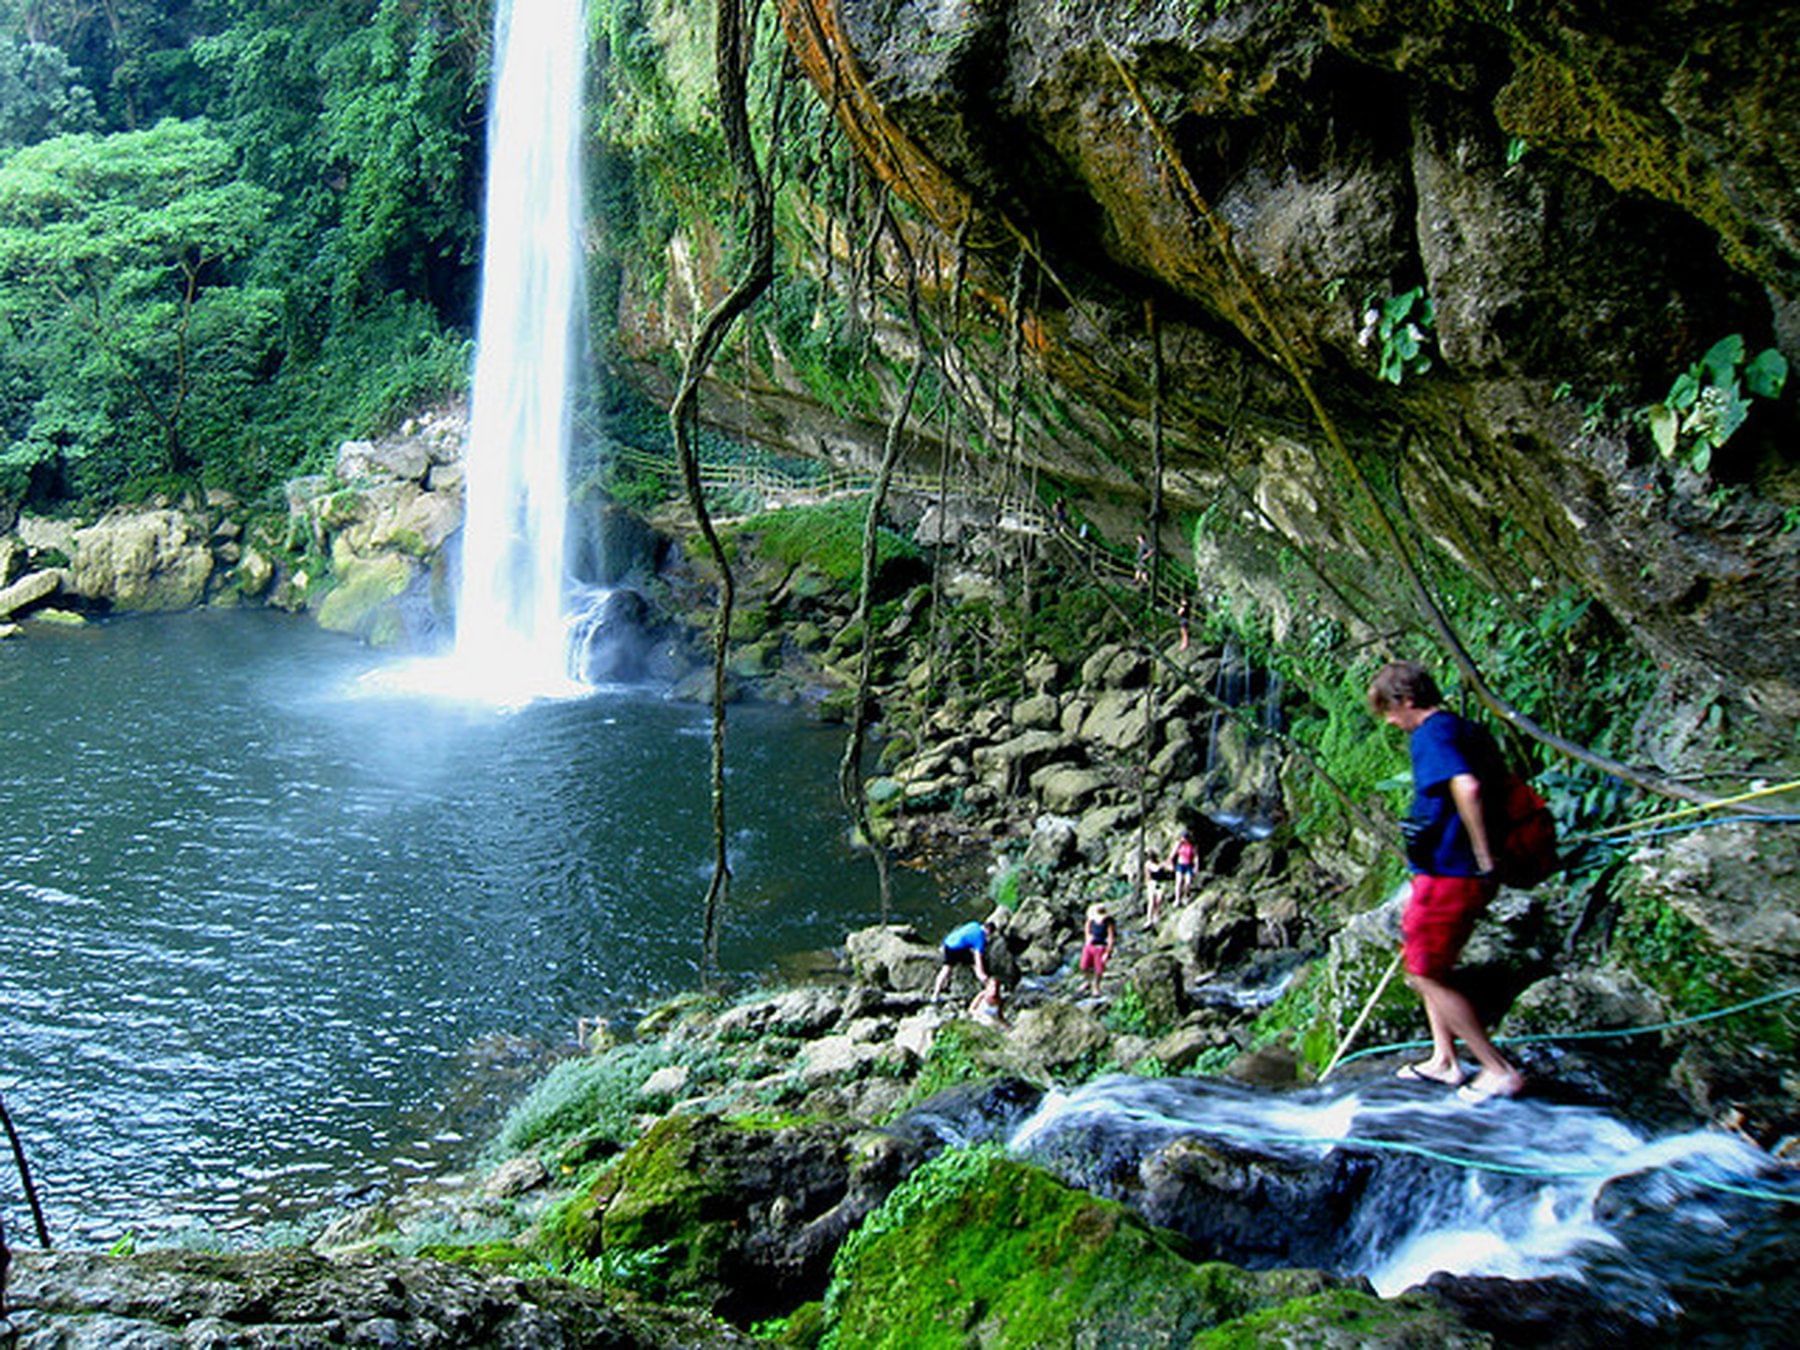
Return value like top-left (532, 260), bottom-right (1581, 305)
top-left (1333, 984), bottom-right (1800, 1072)
top-left (1184, 1121), bottom-right (1800, 1206)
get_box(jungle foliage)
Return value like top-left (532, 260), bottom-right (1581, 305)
top-left (0, 0), bottom-right (487, 510)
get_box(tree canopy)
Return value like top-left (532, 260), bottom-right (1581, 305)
top-left (0, 0), bottom-right (488, 507)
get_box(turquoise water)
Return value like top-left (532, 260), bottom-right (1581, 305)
top-left (0, 609), bottom-right (941, 1245)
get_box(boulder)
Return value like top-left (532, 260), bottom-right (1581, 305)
top-left (971, 729), bottom-right (1080, 793)
top-left (7, 1246), bottom-right (748, 1346)
top-left (0, 568), bottom-right (59, 619)
top-left (713, 987), bottom-right (844, 1041)
top-left (1022, 813), bottom-right (1079, 870)
top-left (1023, 652), bottom-right (1060, 691)
top-left (1080, 687), bottom-right (1152, 753)
top-left (336, 437), bottom-right (430, 485)
top-left (1010, 1000), bottom-right (1110, 1072)
top-left (483, 1154), bottom-right (550, 1200)
top-left (314, 553), bottom-right (417, 646)
top-left (547, 1113), bottom-right (902, 1324)
top-left (1011, 691), bottom-right (1061, 730)
top-left (64, 509), bottom-right (213, 611)
top-left (845, 923), bottom-right (938, 991)
top-left (1129, 949), bottom-right (1191, 1030)
top-left (1076, 802), bottom-right (1141, 861)
top-left (1080, 642), bottom-right (1124, 689)
top-left (1032, 765), bottom-right (1112, 814)
top-left (819, 1147), bottom-right (1418, 1348)
top-left (798, 1034), bottom-right (884, 1086)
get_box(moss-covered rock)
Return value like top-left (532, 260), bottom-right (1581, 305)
top-left (314, 552), bottom-right (416, 646)
top-left (819, 1145), bottom-right (1383, 1348)
top-left (538, 1112), bottom-right (880, 1324)
top-left (1192, 1285), bottom-right (1491, 1348)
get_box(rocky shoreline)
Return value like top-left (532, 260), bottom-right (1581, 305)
top-left (2, 420), bottom-right (1797, 1346)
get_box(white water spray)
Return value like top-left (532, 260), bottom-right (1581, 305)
top-left (452, 0), bottom-right (588, 701)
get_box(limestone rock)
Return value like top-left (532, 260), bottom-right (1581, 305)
top-left (1010, 1000), bottom-right (1110, 1072)
top-left (64, 509), bottom-right (212, 612)
top-left (483, 1153), bottom-right (550, 1199)
top-left (714, 987), bottom-right (844, 1041)
top-left (1011, 691), bottom-right (1061, 730)
top-left (1023, 813), bottom-right (1079, 870)
top-left (1033, 765), bottom-right (1112, 815)
top-left (845, 923), bottom-right (938, 991)
top-left (1080, 687), bottom-right (1151, 753)
top-left (7, 1248), bottom-right (749, 1347)
top-left (0, 567), bottom-right (59, 619)
top-left (314, 553), bottom-right (417, 646)
top-left (971, 728), bottom-right (1080, 792)
top-left (336, 437), bottom-right (430, 485)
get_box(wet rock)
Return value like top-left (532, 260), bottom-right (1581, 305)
top-left (1129, 949), bottom-right (1190, 1030)
top-left (1421, 1271), bottom-right (1652, 1347)
top-left (7, 1248), bottom-right (749, 1347)
top-left (313, 1203), bottom-right (398, 1252)
top-left (1135, 1135), bottom-right (1376, 1268)
top-left (550, 1113), bottom-right (874, 1323)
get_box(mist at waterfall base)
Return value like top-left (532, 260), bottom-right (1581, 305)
top-left (985, 1073), bottom-right (1798, 1334)
top-left (0, 611), bottom-right (942, 1246)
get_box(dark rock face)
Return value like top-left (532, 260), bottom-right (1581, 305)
top-left (771, 0), bottom-right (1800, 717)
top-left (557, 1114), bottom-right (929, 1325)
top-left (4, 1249), bottom-right (751, 1348)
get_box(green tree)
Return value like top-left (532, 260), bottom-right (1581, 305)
top-left (0, 117), bottom-right (275, 491)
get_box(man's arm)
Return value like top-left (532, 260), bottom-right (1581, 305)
top-left (1449, 772), bottom-right (1495, 874)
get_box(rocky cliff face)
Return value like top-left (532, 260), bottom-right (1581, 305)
top-left (617, 0), bottom-right (1798, 726)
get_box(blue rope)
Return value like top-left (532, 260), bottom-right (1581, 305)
top-left (1178, 1120), bottom-right (1800, 1206)
top-left (1334, 984), bottom-right (1800, 1071)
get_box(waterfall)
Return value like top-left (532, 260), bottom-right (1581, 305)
top-left (453, 0), bottom-right (588, 699)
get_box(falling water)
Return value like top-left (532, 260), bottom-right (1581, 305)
top-left (453, 0), bottom-right (588, 701)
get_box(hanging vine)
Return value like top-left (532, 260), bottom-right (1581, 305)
top-left (839, 202), bottom-right (928, 919)
top-left (1104, 45), bottom-right (1735, 812)
top-left (667, 0), bottom-right (781, 981)
top-left (1132, 296), bottom-right (1166, 916)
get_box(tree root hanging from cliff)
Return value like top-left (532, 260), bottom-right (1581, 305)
top-left (1133, 296), bottom-right (1166, 917)
top-left (1103, 45), bottom-right (1736, 813)
top-left (839, 201), bottom-right (928, 920)
top-left (667, 0), bottom-right (781, 980)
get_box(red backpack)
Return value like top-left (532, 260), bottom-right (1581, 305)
top-left (1492, 773), bottom-right (1559, 888)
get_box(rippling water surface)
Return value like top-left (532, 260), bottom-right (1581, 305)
top-left (0, 610), bottom-right (943, 1244)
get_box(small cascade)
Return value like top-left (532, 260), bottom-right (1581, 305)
top-left (1004, 1074), bottom-right (1797, 1327)
top-left (1201, 642), bottom-right (1283, 837)
top-left (451, 0), bottom-right (588, 701)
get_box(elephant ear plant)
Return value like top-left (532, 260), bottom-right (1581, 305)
top-left (1647, 334), bottom-right (1788, 475)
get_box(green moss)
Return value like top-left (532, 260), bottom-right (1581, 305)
top-left (1613, 889), bottom-right (1796, 1055)
top-left (1192, 1286), bottom-right (1483, 1347)
top-left (415, 1239), bottom-right (532, 1272)
top-left (818, 1146), bottom-right (1345, 1349)
top-left (886, 1021), bottom-right (1009, 1117)
top-left (739, 500), bottom-right (919, 590)
top-left (313, 554), bottom-right (413, 642)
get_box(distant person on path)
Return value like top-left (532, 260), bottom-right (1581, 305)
top-left (1169, 827), bottom-right (1198, 906)
top-left (1079, 903), bottom-right (1117, 996)
top-left (1176, 597), bottom-right (1191, 652)
top-left (932, 919), bottom-right (994, 1002)
top-left (1368, 661), bottom-right (1525, 1104)
top-left (1143, 848), bottom-right (1173, 927)
top-left (1133, 532), bottom-right (1152, 585)
top-left (969, 974), bottom-right (1007, 1027)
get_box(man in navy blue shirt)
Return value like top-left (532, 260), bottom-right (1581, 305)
top-left (1369, 661), bottom-right (1524, 1104)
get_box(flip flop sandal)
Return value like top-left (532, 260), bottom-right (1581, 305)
top-left (1395, 1062), bottom-right (1466, 1087)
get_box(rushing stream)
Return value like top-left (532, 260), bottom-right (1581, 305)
top-left (0, 610), bottom-right (943, 1246)
top-left (1005, 1073), bottom-right (1799, 1335)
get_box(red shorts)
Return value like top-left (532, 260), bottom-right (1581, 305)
top-left (1079, 942), bottom-right (1110, 975)
top-left (1401, 874), bottom-right (1495, 979)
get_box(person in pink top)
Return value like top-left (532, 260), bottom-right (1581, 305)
top-left (1169, 827), bottom-right (1198, 905)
